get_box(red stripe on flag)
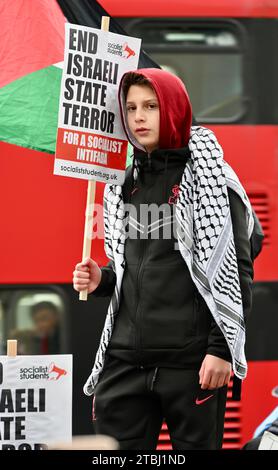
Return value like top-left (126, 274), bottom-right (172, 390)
top-left (0, 0), bottom-right (65, 87)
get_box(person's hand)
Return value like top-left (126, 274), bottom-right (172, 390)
top-left (73, 257), bottom-right (102, 294)
top-left (199, 354), bottom-right (231, 390)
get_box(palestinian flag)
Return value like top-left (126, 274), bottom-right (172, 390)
top-left (0, 0), bottom-right (160, 160)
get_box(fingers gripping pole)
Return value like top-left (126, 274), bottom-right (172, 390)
top-left (79, 16), bottom-right (110, 301)
top-left (79, 180), bottom-right (96, 301)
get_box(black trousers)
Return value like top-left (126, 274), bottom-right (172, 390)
top-left (92, 355), bottom-right (228, 450)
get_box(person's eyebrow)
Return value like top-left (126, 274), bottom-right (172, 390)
top-left (126, 99), bottom-right (158, 105)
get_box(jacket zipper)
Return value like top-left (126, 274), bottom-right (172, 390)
top-left (135, 152), bottom-right (151, 366)
top-left (134, 238), bottom-right (148, 366)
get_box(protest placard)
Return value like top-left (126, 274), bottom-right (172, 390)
top-left (0, 354), bottom-right (72, 450)
top-left (54, 22), bottom-right (141, 185)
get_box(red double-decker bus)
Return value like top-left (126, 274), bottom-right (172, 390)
top-left (1, 0), bottom-right (277, 448)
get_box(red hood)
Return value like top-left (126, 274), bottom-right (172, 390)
top-left (118, 67), bottom-right (192, 152)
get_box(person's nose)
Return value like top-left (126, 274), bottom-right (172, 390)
top-left (134, 107), bottom-right (146, 123)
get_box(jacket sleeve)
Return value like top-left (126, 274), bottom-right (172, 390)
top-left (92, 184), bottom-right (117, 297)
top-left (206, 187), bottom-right (254, 362)
top-left (91, 260), bottom-right (116, 297)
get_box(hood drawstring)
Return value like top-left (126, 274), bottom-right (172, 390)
top-left (164, 153), bottom-right (169, 203)
top-left (133, 151), bottom-right (151, 188)
top-left (150, 367), bottom-right (159, 392)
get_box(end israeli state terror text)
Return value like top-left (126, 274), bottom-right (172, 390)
top-left (63, 29), bottom-right (119, 134)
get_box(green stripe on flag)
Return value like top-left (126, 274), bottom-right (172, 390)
top-left (0, 65), bottom-right (62, 154)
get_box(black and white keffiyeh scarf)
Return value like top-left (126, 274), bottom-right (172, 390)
top-left (83, 126), bottom-right (254, 396)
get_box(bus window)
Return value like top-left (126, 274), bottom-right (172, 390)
top-left (0, 289), bottom-right (66, 355)
top-left (129, 21), bottom-right (245, 122)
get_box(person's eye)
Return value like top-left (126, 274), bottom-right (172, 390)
top-left (126, 106), bottom-right (135, 112)
top-left (148, 103), bottom-right (158, 109)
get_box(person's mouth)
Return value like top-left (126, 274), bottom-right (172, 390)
top-left (136, 128), bottom-right (150, 135)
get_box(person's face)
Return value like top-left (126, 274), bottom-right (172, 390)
top-left (126, 84), bottom-right (160, 153)
top-left (32, 309), bottom-right (58, 337)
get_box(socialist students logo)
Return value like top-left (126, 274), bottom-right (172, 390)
top-left (107, 41), bottom-right (136, 59)
top-left (48, 363), bottom-right (67, 381)
top-left (19, 363), bottom-right (68, 381)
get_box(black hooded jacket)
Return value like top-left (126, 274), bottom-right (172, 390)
top-left (92, 145), bottom-right (254, 369)
top-left (92, 67), bottom-right (254, 370)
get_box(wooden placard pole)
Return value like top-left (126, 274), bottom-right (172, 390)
top-left (7, 339), bottom-right (17, 357)
top-left (79, 16), bottom-right (110, 301)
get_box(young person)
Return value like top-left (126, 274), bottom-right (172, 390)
top-left (73, 68), bottom-right (254, 450)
